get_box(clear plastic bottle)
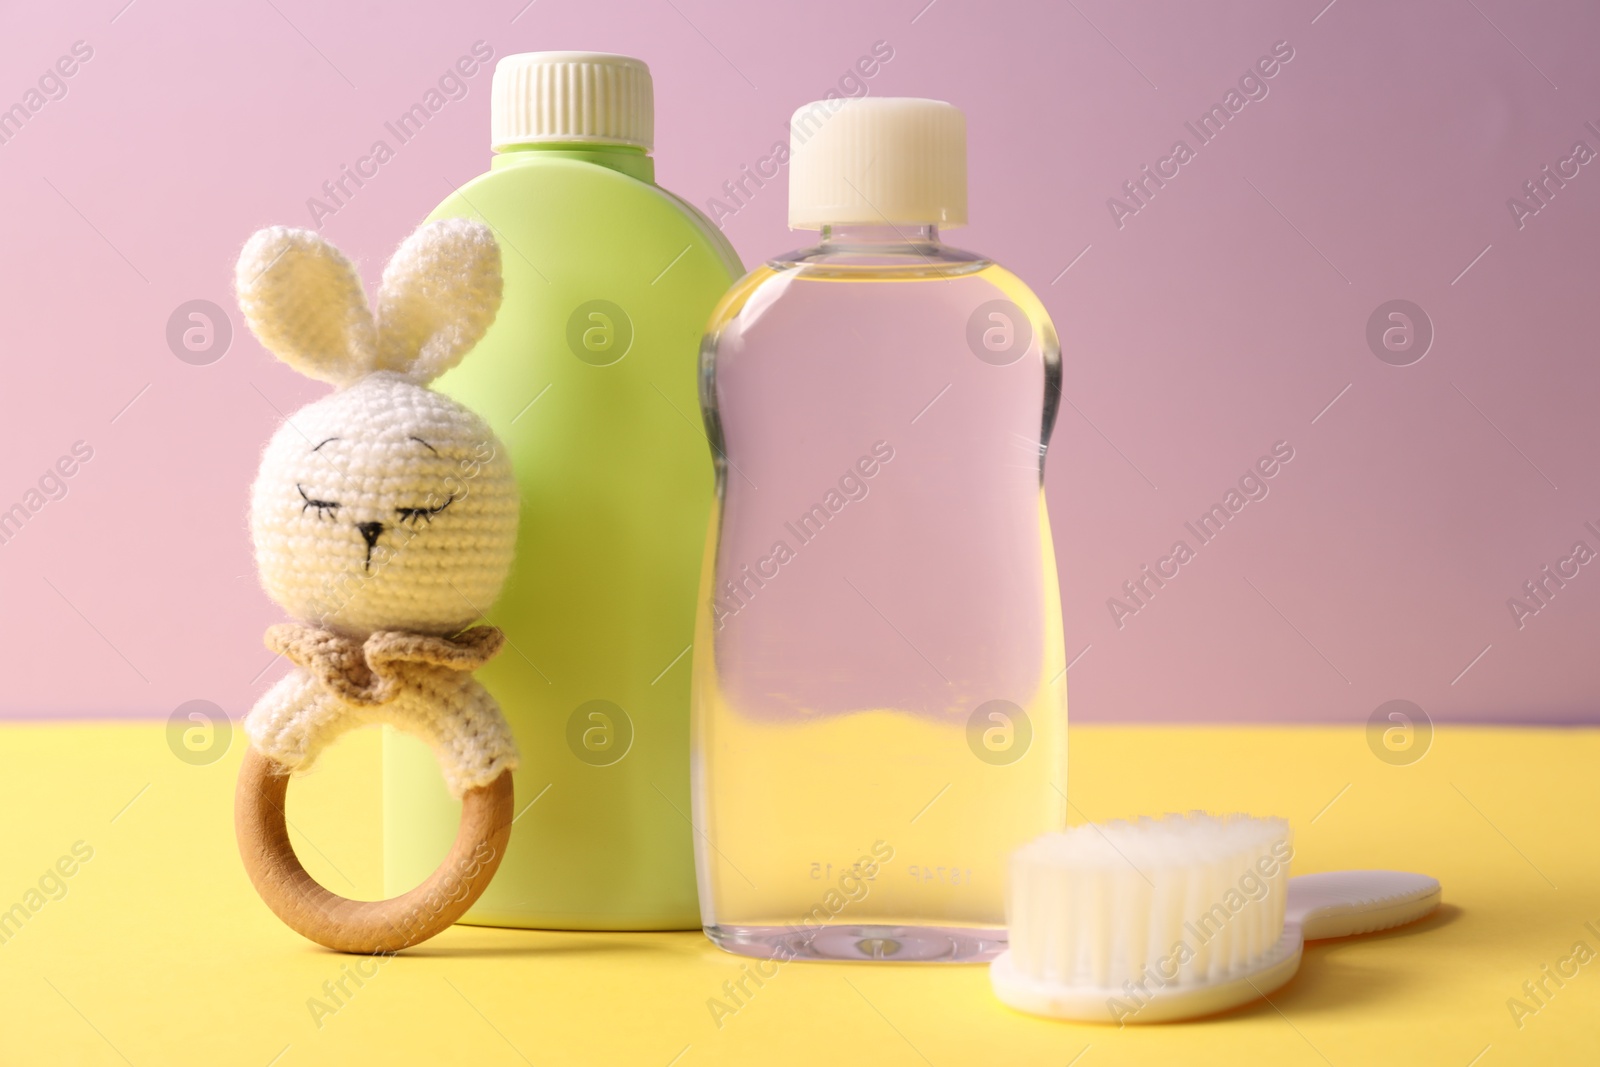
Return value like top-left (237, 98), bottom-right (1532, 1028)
top-left (692, 98), bottom-right (1067, 962)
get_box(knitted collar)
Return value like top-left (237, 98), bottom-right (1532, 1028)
top-left (265, 622), bottom-right (505, 706)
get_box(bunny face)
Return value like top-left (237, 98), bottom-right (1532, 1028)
top-left (250, 374), bottom-right (517, 635)
top-left (237, 218), bottom-right (518, 637)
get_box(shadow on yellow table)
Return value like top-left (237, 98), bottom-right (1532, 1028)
top-left (0, 722), bottom-right (1594, 1066)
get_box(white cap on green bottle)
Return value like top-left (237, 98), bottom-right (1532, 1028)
top-left (491, 51), bottom-right (654, 151)
top-left (787, 97), bottom-right (967, 229)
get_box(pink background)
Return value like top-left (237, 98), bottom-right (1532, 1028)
top-left (1, 0), bottom-right (1596, 724)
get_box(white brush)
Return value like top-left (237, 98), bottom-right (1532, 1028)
top-left (991, 813), bottom-right (1440, 1024)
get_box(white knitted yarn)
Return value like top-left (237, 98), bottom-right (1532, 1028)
top-left (246, 627), bottom-right (516, 797)
top-left (237, 219), bottom-right (521, 795)
top-left (250, 373), bottom-right (518, 635)
top-left (235, 218), bottom-right (503, 387)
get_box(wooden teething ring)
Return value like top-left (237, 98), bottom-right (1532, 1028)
top-left (235, 747), bottom-right (513, 953)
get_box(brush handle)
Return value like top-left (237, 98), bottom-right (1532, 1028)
top-left (1286, 870), bottom-right (1441, 941)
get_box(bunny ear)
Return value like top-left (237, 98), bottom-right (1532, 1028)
top-left (235, 228), bottom-right (377, 386)
top-left (374, 218), bottom-right (503, 384)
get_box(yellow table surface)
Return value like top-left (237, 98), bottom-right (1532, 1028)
top-left (1, 723), bottom-right (1595, 1066)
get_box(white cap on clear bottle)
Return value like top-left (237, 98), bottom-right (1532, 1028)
top-left (787, 97), bottom-right (967, 229)
top-left (490, 51), bottom-right (654, 151)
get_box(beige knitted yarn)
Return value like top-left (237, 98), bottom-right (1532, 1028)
top-left (238, 219), bottom-right (520, 796)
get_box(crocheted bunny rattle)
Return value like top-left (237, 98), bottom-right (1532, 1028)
top-left (232, 218), bottom-right (520, 953)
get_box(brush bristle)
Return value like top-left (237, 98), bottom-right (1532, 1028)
top-left (1006, 813), bottom-right (1292, 992)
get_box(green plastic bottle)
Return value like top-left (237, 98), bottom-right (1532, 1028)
top-left (383, 51), bottom-right (742, 929)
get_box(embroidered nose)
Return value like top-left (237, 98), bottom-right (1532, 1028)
top-left (356, 521), bottom-right (385, 570)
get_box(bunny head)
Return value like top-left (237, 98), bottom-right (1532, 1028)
top-left (239, 219), bottom-right (518, 637)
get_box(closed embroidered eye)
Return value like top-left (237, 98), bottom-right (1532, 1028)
top-left (396, 496), bottom-right (453, 525)
top-left (297, 484), bottom-right (340, 519)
